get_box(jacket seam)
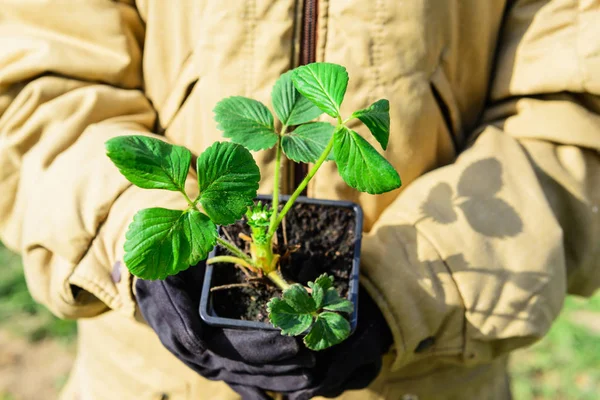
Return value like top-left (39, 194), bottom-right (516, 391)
top-left (317, 0), bottom-right (329, 63)
top-left (369, 0), bottom-right (385, 104)
top-left (244, 0), bottom-right (257, 97)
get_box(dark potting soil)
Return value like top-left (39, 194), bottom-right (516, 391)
top-left (210, 201), bottom-right (356, 323)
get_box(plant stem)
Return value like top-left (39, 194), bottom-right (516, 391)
top-left (267, 270), bottom-right (291, 290)
top-left (181, 190), bottom-right (196, 208)
top-left (268, 125), bottom-right (286, 236)
top-left (206, 256), bottom-right (256, 270)
top-left (215, 237), bottom-right (256, 267)
top-left (268, 134), bottom-right (336, 236)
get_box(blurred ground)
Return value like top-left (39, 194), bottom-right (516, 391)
top-left (0, 242), bottom-right (598, 400)
top-left (0, 244), bottom-right (76, 400)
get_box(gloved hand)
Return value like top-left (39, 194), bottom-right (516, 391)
top-left (135, 263), bottom-right (317, 395)
top-left (289, 286), bottom-right (393, 399)
top-left (233, 286), bottom-right (394, 400)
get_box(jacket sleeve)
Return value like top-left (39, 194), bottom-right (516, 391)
top-left (361, 1), bottom-right (600, 371)
top-left (0, 1), bottom-right (189, 318)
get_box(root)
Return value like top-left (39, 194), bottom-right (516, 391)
top-left (210, 283), bottom-right (255, 292)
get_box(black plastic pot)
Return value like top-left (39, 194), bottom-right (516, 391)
top-left (199, 195), bottom-right (362, 333)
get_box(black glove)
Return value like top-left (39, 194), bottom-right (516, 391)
top-left (234, 286), bottom-right (394, 400)
top-left (135, 263), bottom-right (316, 394)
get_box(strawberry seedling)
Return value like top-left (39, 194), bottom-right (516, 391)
top-left (106, 63), bottom-right (401, 350)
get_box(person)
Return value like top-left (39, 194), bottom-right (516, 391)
top-left (0, 1), bottom-right (599, 399)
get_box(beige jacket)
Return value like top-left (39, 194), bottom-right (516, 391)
top-left (1, 1), bottom-right (599, 399)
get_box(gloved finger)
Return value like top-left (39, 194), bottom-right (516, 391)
top-left (208, 327), bottom-right (315, 365)
top-left (180, 348), bottom-right (315, 377)
top-left (190, 362), bottom-right (314, 393)
top-left (137, 278), bottom-right (317, 385)
top-left (141, 271), bottom-right (311, 365)
top-left (284, 287), bottom-right (393, 399)
top-left (221, 368), bottom-right (314, 393)
top-left (166, 335), bottom-right (316, 387)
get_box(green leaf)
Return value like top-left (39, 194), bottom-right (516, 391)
top-left (267, 298), bottom-right (313, 336)
top-left (272, 71), bottom-right (323, 126)
top-left (281, 122), bottom-right (335, 163)
top-left (314, 274), bottom-right (334, 291)
top-left (123, 208), bottom-right (217, 280)
top-left (105, 135), bottom-right (191, 191)
top-left (322, 288), bottom-right (354, 313)
top-left (304, 312), bottom-right (351, 351)
top-left (334, 127), bottom-right (401, 194)
top-left (308, 274), bottom-right (334, 309)
top-left (291, 63), bottom-right (348, 118)
top-left (283, 284), bottom-right (317, 313)
top-left (267, 278), bottom-right (354, 346)
top-left (351, 99), bottom-right (390, 150)
top-left (213, 96), bottom-right (278, 151)
top-left (183, 210), bottom-right (219, 264)
top-left (268, 284), bottom-right (316, 335)
top-left (196, 142), bottom-right (260, 225)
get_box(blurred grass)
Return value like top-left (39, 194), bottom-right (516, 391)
top-left (0, 243), bottom-right (76, 343)
top-left (510, 295), bottom-right (600, 400)
top-left (0, 242), bottom-right (598, 398)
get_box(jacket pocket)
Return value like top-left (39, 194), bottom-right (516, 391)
top-left (429, 65), bottom-right (462, 154)
top-left (157, 51), bottom-right (200, 132)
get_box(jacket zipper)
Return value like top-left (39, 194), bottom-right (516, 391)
top-left (300, 0), bottom-right (317, 66)
top-left (292, 0), bottom-right (318, 194)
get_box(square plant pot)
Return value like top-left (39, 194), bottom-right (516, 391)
top-left (199, 195), bottom-right (362, 333)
